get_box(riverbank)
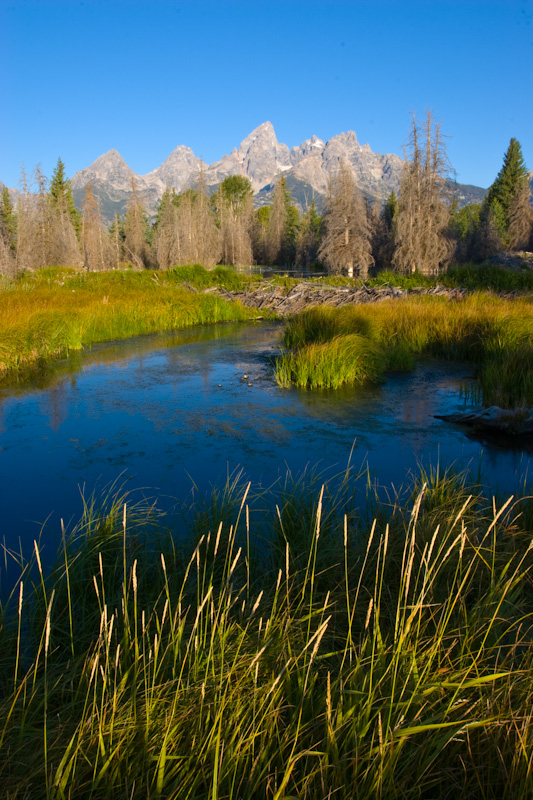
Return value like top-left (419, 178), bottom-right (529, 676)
top-left (275, 295), bottom-right (533, 408)
top-left (1, 465), bottom-right (532, 798)
top-left (0, 268), bottom-right (260, 382)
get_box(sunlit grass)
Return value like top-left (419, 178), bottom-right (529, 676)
top-left (1, 463), bottom-right (532, 798)
top-left (0, 267), bottom-right (260, 380)
top-left (276, 294), bottom-right (533, 406)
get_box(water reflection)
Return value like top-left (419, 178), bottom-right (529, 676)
top-left (0, 321), bottom-right (530, 575)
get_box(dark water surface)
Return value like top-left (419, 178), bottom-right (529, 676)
top-left (0, 321), bottom-right (531, 570)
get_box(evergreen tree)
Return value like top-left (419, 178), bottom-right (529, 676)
top-left (153, 188), bottom-right (180, 269)
top-left (252, 206), bottom-right (270, 265)
top-left (265, 177), bottom-right (299, 266)
top-left (295, 200), bottom-right (322, 268)
top-left (109, 213), bottom-right (125, 269)
top-left (0, 186), bottom-right (17, 253)
top-left (49, 157), bottom-right (81, 236)
top-left (449, 202), bottom-right (481, 262)
top-left (484, 138), bottom-right (531, 250)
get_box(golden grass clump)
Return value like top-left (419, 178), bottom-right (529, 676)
top-left (0, 465), bottom-right (532, 798)
top-left (277, 293), bottom-right (533, 406)
top-left (0, 268), bottom-right (258, 381)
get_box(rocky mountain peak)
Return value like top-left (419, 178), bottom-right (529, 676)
top-left (206, 121), bottom-right (291, 192)
top-left (70, 122), bottom-right (486, 223)
top-left (291, 135), bottom-right (326, 165)
top-left (71, 149), bottom-right (135, 191)
top-left (149, 145), bottom-right (203, 192)
top-left (237, 121), bottom-right (278, 155)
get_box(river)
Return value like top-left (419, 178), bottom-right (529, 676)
top-left (0, 321), bottom-right (530, 577)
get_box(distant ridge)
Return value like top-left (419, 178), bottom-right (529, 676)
top-left (64, 122), bottom-right (487, 223)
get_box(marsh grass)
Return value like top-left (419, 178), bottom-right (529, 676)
top-left (444, 262), bottom-right (533, 292)
top-left (0, 268), bottom-right (259, 381)
top-left (276, 294), bottom-right (533, 406)
top-left (276, 333), bottom-right (386, 389)
top-left (1, 464), bottom-right (533, 798)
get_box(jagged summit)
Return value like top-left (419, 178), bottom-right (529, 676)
top-left (71, 122), bottom-right (485, 223)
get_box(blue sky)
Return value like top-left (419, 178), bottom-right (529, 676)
top-left (2, 0), bottom-right (532, 191)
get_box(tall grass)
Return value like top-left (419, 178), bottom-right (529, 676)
top-left (276, 294), bottom-right (533, 406)
top-left (0, 464), bottom-right (532, 798)
top-left (0, 268), bottom-right (260, 381)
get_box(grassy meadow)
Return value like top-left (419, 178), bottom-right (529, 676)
top-left (1, 263), bottom-right (533, 796)
top-left (0, 266), bottom-right (259, 382)
top-left (1, 465), bottom-right (533, 798)
top-left (275, 294), bottom-right (533, 407)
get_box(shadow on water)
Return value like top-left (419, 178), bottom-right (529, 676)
top-left (0, 320), bottom-right (530, 585)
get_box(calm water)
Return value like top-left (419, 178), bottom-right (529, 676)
top-left (0, 321), bottom-right (531, 573)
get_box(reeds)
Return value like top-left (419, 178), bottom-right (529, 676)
top-left (1, 464), bottom-right (532, 798)
top-left (0, 268), bottom-right (258, 381)
top-left (276, 294), bottom-right (533, 406)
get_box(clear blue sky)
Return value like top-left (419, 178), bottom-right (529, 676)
top-left (2, 0), bottom-right (532, 191)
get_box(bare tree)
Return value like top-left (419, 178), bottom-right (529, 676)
top-left (15, 165), bottom-right (49, 271)
top-left (15, 164), bottom-right (81, 270)
top-left (123, 177), bottom-right (150, 268)
top-left (265, 177), bottom-right (288, 266)
top-left (47, 157), bottom-right (82, 266)
top-left (212, 176), bottom-right (254, 266)
top-left (318, 161), bottom-right (373, 278)
top-left (393, 111), bottom-right (452, 276)
top-left (81, 183), bottom-right (113, 270)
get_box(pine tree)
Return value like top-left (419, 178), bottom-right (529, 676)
top-left (483, 138), bottom-right (531, 250)
top-left (0, 186), bottom-right (17, 253)
top-left (295, 200), bottom-right (322, 268)
top-left (109, 214), bottom-right (125, 269)
top-left (372, 190), bottom-right (398, 270)
top-left (45, 159), bottom-right (81, 265)
top-left (393, 111), bottom-right (452, 276)
top-left (264, 177), bottom-right (300, 266)
top-left (153, 188), bottom-right (180, 269)
top-left (318, 161), bottom-right (373, 278)
top-left (252, 206), bottom-right (270, 265)
top-left (449, 201), bottom-right (481, 262)
top-left (49, 157), bottom-right (82, 236)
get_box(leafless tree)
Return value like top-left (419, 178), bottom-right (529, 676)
top-left (318, 161), bottom-right (373, 277)
top-left (15, 164), bottom-right (81, 270)
top-left (81, 183), bottom-right (113, 270)
top-left (123, 178), bottom-right (150, 268)
top-left (265, 178), bottom-right (288, 266)
top-left (212, 176), bottom-right (254, 266)
top-left (393, 111), bottom-right (453, 276)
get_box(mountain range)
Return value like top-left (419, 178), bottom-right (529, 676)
top-left (3, 123), bottom-right (491, 225)
top-left (69, 122), bottom-right (488, 224)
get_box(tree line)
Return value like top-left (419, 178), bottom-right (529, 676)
top-left (1, 112), bottom-right (531, 279)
